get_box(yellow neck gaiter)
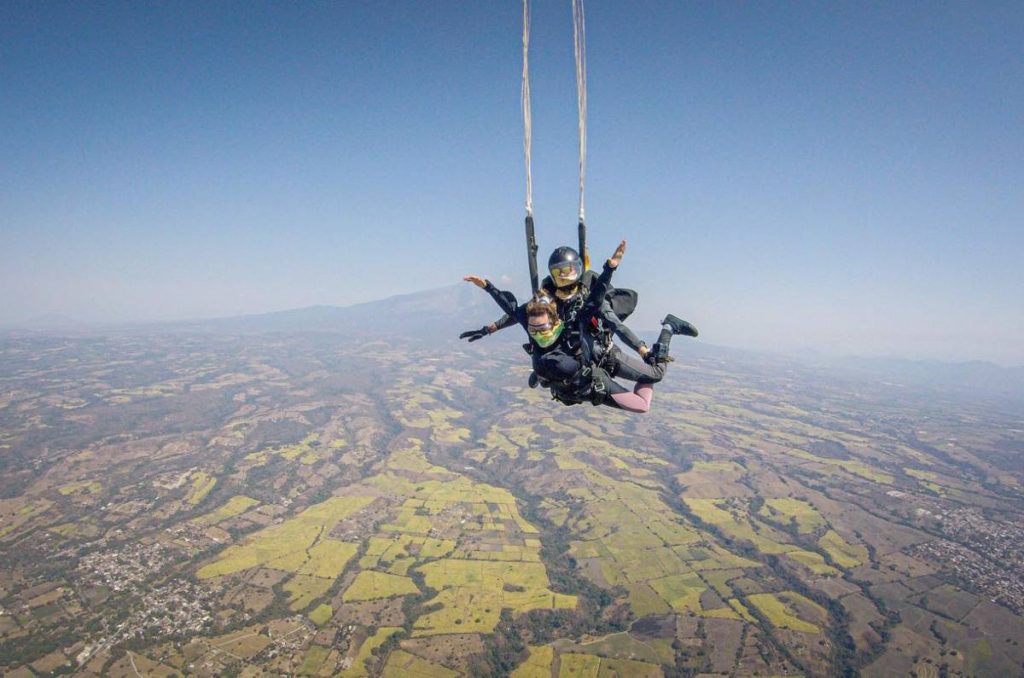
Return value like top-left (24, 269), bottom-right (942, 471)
top-left (529, 321), bottom-right (564, 348)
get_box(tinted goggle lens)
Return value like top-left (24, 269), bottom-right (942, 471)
top-left (551, 264), bottom-right (579, 277)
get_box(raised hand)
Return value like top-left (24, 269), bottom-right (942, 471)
top-left (463, 274), bottom-right (487, 289)
top-left (608, 239), bottom-right (627, 269)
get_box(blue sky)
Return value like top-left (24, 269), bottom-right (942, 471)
top-left (2, 2), bottom-right (1021, 363)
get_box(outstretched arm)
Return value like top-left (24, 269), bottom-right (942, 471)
top-left (586, 240), bottom-right (649, 356)
top-left (459, 314), bottom-right (517, 342)
top-left (463, 275), bottom-right (519, 318)
top-left (589, 239), bottom-right (627, 302)
top-left (493, 314), bottom-right (517, 331)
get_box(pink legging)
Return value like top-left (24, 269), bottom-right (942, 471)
top-left (609, 383), bottom-right (654, 413)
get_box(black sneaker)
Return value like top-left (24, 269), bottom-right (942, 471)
top-left (528, 372), bottom-right (539, 389)
top-left (663, 314), bottom-right (698, 337)
top-left (646, 342), bottom-right (675, 364)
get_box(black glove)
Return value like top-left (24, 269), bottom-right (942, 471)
top-left (459, 327), bottom-right (490, 342)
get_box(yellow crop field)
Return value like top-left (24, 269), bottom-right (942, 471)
top-left (906, 468), bottom-right (946, 493)
top-left (382, 650), bottom-right (458, 678)
top-left (49, 522), bottom-right (80, 537)
top-left (905, 467), bottom-right (940, 482)
top-left (365, 535), bottom-right (401, 556)
top-left (747, 592), bottom-right (822, 633)
top-left (379, 506), bottom-right (434, 535)
top-left (840, 461), bottom-right (894, 484)
top-left (686, 497), bottom-right (739, 525)
top-left (758, 498), bottom-right (826, 533)
top-left (685, 498), bottom-right (792, 554)
top-left (339, 627), bottom-right (401, 678)
top-left (702, 605), bottom-right (741, 620)
top-left (342, 571), bottom-right (420, 601)
top-left (691, 460), bottom-right (744, 473)
top-left (283, 574), bottom-right (333, 611)
top-left (389, 388), bottom-right (469, 444)
top-left (606, 545), bottom-right (686, 584)
top-left (482, 429), bottom-right (521, 459)
top-left (818, 530), bottom-right (867, 569)
top-left (678, 544), bottom-right (760, 571)
top-left (58, 480), bottom-right (102, 496)
top-left (504, 588), bottom-right (577, 612)
top-left (197, 495), bottom-right (372, 579)
top-left (728, 598), bottom-right (757, 622)
top-left (784, 448), bottom-right (895, 484)
top-left (510, 645), bottom-right (554, 678)
top-left (387, 557), bottom-right (414, 575)
top-left (418, 559), bottom-right (546, 591)
top-left (278, 433), bottom-right (320, 461)
top-left (429, 411), bottom-right (471, 444)
top-left (569, 540), bottom-right (610, 560)
top-left (309, 603), bottom-right (332, 626)
top-left (549, 465), bottom-right (763, 603)
top-left (649, 572), bottom-right (705, 614)
top-left (456, 542), bottom-right (541, 562)
top-left (413, 587), bottom-right (503, 635)
top-left (244, 450), bottom-right (268, 465)
top-left (558, 653), bottom-right (601, 677)
top-left (413, 559), bottom-right (575, 636)
top-left (647, 519), bottom-right (702, 546)
top-left (200, 521), bottom-right (310, 576)
top-left (369, 473), bottom-right (539, 537)
top-left (186, 472), bottom-right (217, 505)
top-left (786, 550), bottom-right (840, 575)
top-left (598, 658), bottom-right (663, 677)
top-left (195, 495), bottom-right (259, 525)
top-left (298, 540), bottom-right (359, 578)
top-left (701, 569), bottom-right (741, 597)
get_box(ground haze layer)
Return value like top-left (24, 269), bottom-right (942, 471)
top-left (0, 328), bottom-right (1022, 677)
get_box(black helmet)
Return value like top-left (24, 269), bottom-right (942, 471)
top-left (548, 246), bottom-right (583, 289)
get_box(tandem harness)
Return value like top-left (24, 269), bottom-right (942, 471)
top-left (525, 285), bottom-right (639, 406)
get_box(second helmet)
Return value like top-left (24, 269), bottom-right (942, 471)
top-left (548, 246), bottom-right (583, 288)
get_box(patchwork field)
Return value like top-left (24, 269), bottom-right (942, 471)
top-left (1, 332), bottom-right (1020, 677)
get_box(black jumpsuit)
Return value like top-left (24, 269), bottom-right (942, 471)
top-left (481, 263), bottom-right (666, 409)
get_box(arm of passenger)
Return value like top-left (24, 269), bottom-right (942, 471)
top-left (463, 275), bottom-right (519, 317)
top-left (493, 314), bottom-right (517, 331)
top-left (484, 283), bottom-right (520, 318)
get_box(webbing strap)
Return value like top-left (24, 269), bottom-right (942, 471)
top-left (522, 0), bottom-right (533, 219)
top-left (572, 0), bottom-right (587, 225)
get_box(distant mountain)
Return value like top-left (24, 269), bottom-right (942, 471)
top-left (828, 355), bottom-right (1024, 407)
top-left (174, 283), bottom-right (506, 338)
top-left (10, 285), bottom-right (1022, 407)
top-left (6, 313), bottom-right (92, 331)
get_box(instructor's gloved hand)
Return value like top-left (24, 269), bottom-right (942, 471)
top-left (459, 327), bottom-right (490, 342)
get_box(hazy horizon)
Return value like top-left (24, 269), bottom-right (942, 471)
top-left (3, 2), bottom-right (1022, 365)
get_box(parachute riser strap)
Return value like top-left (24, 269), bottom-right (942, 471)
top-left (526, 215), bottom-right (540, 294)
top-left (522, 0), bottom-right (538, 293)
top-left (578, 218), bottom-right (589, 271)
top-left (572, 0), bottom-right (587, 259)
top-left (522, 0), bottom-right (533, 219)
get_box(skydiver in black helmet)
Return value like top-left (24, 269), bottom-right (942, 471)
top-left (460, 242), bottom-right (698, 387)
top-left (462, 240), bottom-right (697, 412)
